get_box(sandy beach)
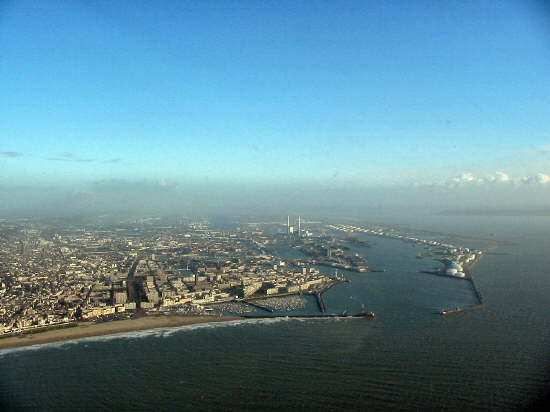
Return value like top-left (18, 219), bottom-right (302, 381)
top-left (0, 315), bottom-right (242, 350)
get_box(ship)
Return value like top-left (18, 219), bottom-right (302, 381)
top-left (340, 310), bottom-right (374, 318)
top-left (340, 304), bottom-right (375, 318)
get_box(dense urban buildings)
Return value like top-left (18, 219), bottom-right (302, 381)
top-left (0, 217), bottom-right (335, 334)
top-left (0, 216), bottom-right (482, 335)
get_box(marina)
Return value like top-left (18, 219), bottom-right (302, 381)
top-left (245, 295), bottom-right (307, 312)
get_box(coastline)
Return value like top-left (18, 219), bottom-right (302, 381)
top-left (0, 314), bottom-right (242, 351)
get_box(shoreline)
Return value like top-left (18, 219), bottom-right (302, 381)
top-left (0, 314), bottom-right (242, 351)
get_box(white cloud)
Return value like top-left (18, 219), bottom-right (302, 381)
top-left (444, 172), bottom-right (550, 188)
top-left (484, 171), bottom-right (511, 183)
top-left (534, 145), bottom-right (550, 153)
top-left (520, 173), bottom-right (550, 185)
top-left (449, 173), bottom-right (477, 185)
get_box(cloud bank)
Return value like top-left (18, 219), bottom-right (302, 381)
top-left (2, 173), bottom-right (550, 219)
top-left (444, 172), bottom-right (550, 188)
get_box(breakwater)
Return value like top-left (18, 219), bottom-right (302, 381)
top-left (439, 268), bottom-right (484, 315)
top-left (311, 279), bottom-right (344, 313)
top-left (314, 292), bottom-right (326, 312)
top-left (241, 313), bottom-right (374, 319)
top-left (420, 270), bottom-right (470, 280)
top-left (440, 304), bottom-right (484, 316)
top-left (420, 262), bottom-right (485, 316)
top-left (469, 273), bottom-right (484, 304)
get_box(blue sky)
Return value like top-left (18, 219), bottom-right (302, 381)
top-left (1, 0), bottom-right (550, 201)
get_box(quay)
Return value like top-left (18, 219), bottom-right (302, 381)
top-left (316, 262), bottom-right (369, 273)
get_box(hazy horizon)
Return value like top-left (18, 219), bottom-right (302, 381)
top-left (2, 1), bottom-right (550, 217)
top-left (3, 177), bottom-right (550, 218)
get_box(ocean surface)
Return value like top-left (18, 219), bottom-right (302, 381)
top-left (1, 215), bottom-right (549, 411)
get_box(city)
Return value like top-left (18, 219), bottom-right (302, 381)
top-left (0, 216), bottom-right (350, 335)
top-left (0, 215), bottom-right (486, 336)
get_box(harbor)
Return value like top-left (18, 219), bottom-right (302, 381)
top-left (217, 277), bottom-right (372, 319)
top-left (239, 279), bottom-right (349, 316)
top-left (328, 222), bottom-right (487, 317)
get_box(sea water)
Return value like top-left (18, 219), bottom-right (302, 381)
top-left (0, 216), bottom-right (548, 411)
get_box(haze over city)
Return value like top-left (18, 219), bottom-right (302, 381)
top-left (2, 0), bottom-right (550, 215)
top-left (1, 3), bottom-right (550, 412)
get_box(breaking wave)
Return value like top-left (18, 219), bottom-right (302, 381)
top-left (0, 316), bottom-right (338, 357)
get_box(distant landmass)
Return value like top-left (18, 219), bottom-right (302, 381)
top-left (438, 208), bottom-right (550, 216)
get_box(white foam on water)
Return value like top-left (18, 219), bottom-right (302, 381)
top-left (0, 317), bottom-right (321, 357)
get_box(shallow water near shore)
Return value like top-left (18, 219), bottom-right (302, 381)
top-left (1, 216), bottom-right (549, 411)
